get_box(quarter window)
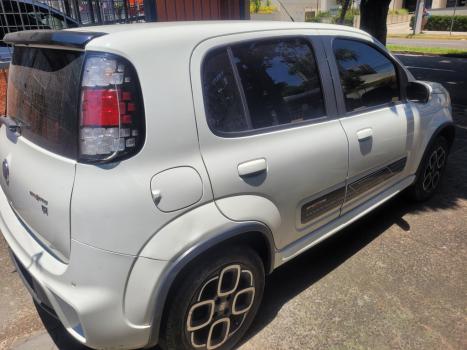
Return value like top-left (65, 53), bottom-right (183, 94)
top-left (333, 39), bottom-right (400, 113)
top-left (203, 38), bottom-right (326, 133)
top-left (202, 49), bottom-right (249, 132)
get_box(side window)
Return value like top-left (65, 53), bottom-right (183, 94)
top-left (333, 39), bottom-right (400, 113)
top-left (202, 38), bottom-right (326, 134)
top-left (203, 49), bottom-right (249, 132)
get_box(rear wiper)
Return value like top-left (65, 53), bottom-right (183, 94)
top-left (0, 115), bottom-right (30, 135)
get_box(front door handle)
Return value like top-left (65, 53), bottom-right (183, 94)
top-left (238, 158), bottom-right (267, 177)
top-left (357, 128), bottom-right (373, 141)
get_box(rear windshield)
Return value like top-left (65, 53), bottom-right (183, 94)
top-left (7, 46), bottom-right (84, 158)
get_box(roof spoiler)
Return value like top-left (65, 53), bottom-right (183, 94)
top-left (3, 30), bottom-right (106, 49)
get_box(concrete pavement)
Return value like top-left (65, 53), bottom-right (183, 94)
top-left (397, 54), bottom-right (467, 103)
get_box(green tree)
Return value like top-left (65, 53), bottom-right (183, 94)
top-left (252, 0), bottom-right (261, 13)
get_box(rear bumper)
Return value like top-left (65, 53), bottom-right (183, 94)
top-left (0, 187), bottom-right (168, 349)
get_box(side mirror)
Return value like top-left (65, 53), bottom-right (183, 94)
top-left (406, 81), bottom-right (431, 103)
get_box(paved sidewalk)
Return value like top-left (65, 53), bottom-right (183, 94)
top-left (387, 21), bottom-right (467, 36)
top-left (388, 21), bottom-right (412, 35)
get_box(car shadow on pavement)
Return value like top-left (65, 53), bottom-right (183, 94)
top-left (36, 113), bottom-right (466, 350)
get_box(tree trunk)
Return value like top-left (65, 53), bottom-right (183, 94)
top-left (360, 0), bottom-right (391, 46)
top-left (338, 0), bottom-right (351, 25)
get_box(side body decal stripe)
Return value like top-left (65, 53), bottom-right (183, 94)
top-left (300, 157), bottom-right (407, 224)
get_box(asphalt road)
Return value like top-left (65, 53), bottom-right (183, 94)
top-left (396, 54), bottom-right (467, 104)
top-left (1, 54), bottom-right (466, 350)
top-left (388, 38), bottom-right (467, 49)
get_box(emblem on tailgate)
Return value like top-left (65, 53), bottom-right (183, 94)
top-left (29, 191), bottom-right (49, 216)
top-left (2, 159), bottom-right (8, 185)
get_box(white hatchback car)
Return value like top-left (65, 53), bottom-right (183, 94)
top-left (0, 22), bottom-right (454, 350)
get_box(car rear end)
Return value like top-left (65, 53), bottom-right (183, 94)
top-left (0, 30), bottom-right (155, 349)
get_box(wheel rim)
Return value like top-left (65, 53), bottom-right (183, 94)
top-left (185, 264), bottom-right (256, 349)
top-left (422, 146), bottom-right (446, 193)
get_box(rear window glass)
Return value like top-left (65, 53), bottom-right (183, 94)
top-left (231, 38), bottom-right (325, 129)
top-left (202, 49), bottom-right (248, 132)
top-left (7, 47), bottom-right (84, 158)
top-left (203, 38), bottom-right (326, 134)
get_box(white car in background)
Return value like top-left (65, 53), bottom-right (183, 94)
top-left (0, 21), bottom-right (454, 350)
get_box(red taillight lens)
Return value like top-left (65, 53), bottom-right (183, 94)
top-left (81, 89), bottom-right (120, 126)
top-left (79, 54), bottom-right (145, 163)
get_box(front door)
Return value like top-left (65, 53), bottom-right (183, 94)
top-left (326, 37), bottom-right (411, 212)
top-left (191, 32), bottom-right (349, 249)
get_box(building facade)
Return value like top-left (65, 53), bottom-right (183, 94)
top-left (152, 0), bottom-right (249, 21)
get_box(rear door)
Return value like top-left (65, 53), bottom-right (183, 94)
top-left (0, 46), bottom-right (83, 261)
top-left (325, 37), bottom-right (412, 212)
top-left (191, 32), bottom-right (349, 249)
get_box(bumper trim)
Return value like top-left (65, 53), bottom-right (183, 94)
top-left (8, 248), bottom-right (58, 319)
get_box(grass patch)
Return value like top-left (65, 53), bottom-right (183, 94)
top-left (387, 44), bottom-right (467, 56)
top-left (389, 8), bottom-right (409, 15)
top-left (388, 33), bottom-right (467, 40)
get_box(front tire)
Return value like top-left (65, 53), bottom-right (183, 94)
top-left (161, 245), bottom-right (265, 350)
top-left (406, 136), bottom-right (449, 202)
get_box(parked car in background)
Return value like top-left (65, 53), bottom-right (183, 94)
top-left (0, 21), bottom-right (454, 350)
top-left (0, 0), bottom-right (78, 61)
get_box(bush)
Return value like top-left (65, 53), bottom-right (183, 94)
top-left (410, 15), bottom-right (467, 31)
top-left (389, 8), bottom-right (409, 15)
top-left (250, 0), bottom-right (277, 14)
top-left (306, 11), bottom-right (332, 23)
top-left (306, 9), bottom-right (358, 26)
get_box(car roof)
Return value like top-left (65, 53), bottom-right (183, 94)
top-left (70, 20), bottom-right (372, 43)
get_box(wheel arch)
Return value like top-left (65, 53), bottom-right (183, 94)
top-left (144, 222), bottom-right (275, 348)
top-left (416, 122), bottom-right (456, 180)
top-left (438, 123), bottom-right (456, 150)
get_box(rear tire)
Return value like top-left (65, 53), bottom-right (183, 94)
top-left (161, 245), bottom-right (264, 350)
top-left (406, 136), bottom-right (449, 202)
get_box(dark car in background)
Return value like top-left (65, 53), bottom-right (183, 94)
top-left (1, 0), bottom-right (78, 63)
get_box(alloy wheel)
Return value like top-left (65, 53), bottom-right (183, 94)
top-left (422, 146), bottom-right (446, 193)
top-left (185, 264), bottom-right (256, 349)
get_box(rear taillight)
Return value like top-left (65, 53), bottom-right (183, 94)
top-left (79, 53), bottom-right (144, 163)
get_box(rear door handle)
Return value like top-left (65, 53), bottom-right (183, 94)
top-left (238, 158), bottom-right (267, 177)
top-left (357, 128), bottom-right (373, 141)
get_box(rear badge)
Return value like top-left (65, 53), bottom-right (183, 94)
top-left (2, 159), bottom-right (9, 186)
top-left (29, 191), bottom-right (49, 216)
